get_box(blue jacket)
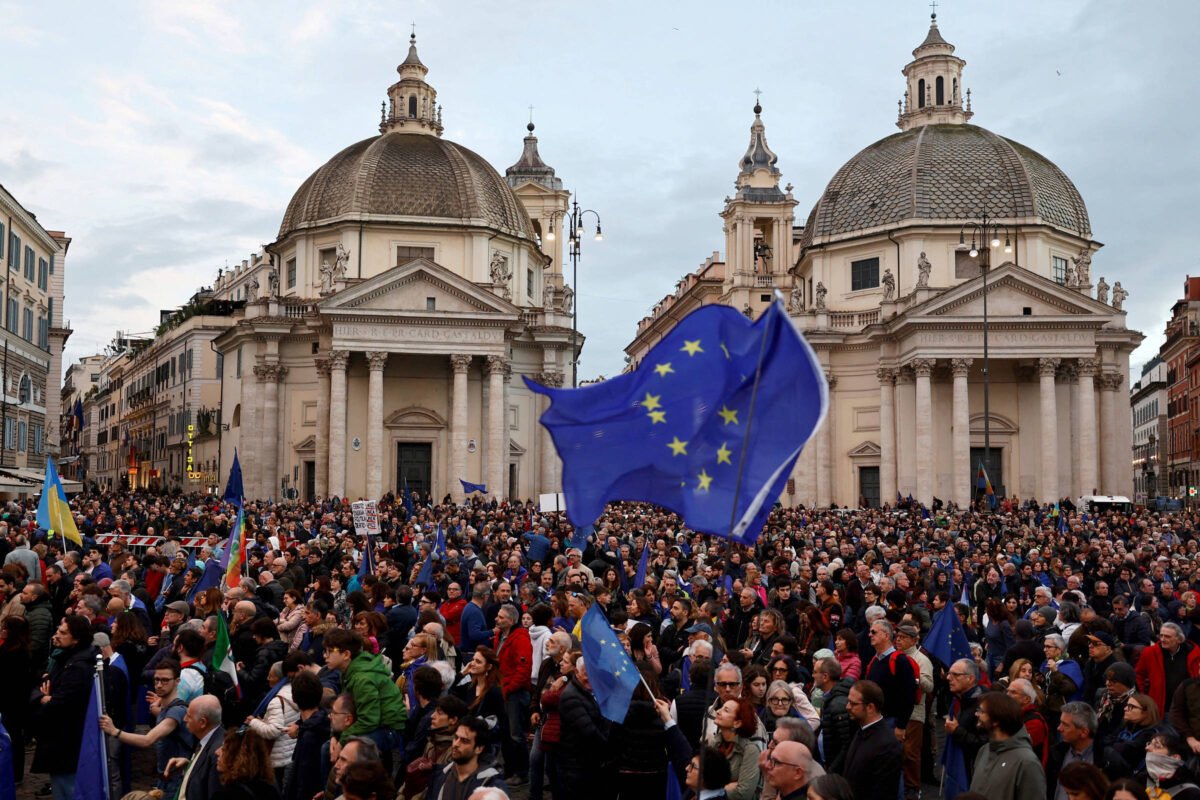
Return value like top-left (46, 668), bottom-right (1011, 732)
top-left (460, 601), bottom-right (492, 656)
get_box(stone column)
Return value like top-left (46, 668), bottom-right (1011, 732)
top-left (539, 371), bottom-right (564, 493)
top-left (913, 358), bottom-right (936, 507)
top-left (242, 371), bottom-right (260, 499)
top-left (315, 358), bottom-right (331, 499)
top-left (816, 372), bottom-right (836, 508)
top-left (449, 354), bottom-right (472, 504)
top-left (1098, 372), bottom-right (1123, 494)
top-left (1061, 363), bottom-right (1080, 497)
top-left (327, 350), bottom-right (349, 498)
top-left (951, 358), bottom-right (973, 508)
top-left (256, 364), bottom-right (285, 502)
top-left (877, 368), bottom-right (897, 506)
top-left (365, 352), bottom-right (388, 501)
top-left (485, 354), bottom-right (506, 500)
top-left (1076, 358), bottom-right (1099, 496)
top-left (1038, 358), bottom-right (1061, 504)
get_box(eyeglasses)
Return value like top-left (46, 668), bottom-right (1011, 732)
top-left (152, 677), bottom-right (177, 684)
top-left (947, 671), bottom-right (970, 678)
top-left (770, 667), bottom-right (789, 674)
top-left (767, 756), bottom-right (800, 769)
top-left (1126, 704), bottom-right (1144, 711)
top-left (685, 762), bottom-right (698, 772)
top-left (768, 697), bottom-right (792, 706)
top-left (715, 681), bottom-right (740, 688)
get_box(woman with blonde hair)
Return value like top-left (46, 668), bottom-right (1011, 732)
top-left (397, 632), bottom-right (438, 712)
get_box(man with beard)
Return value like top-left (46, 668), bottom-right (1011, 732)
top-left (835, 679), bottom-right (902, 800)
top-left (426, 717), bottom-right (505, 799)
top-left (967, 691), bottom-right (1045, 799)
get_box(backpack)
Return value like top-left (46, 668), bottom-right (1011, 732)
top-left (1020, 708), bottom-right (1049, 766)
top-left (884, 650), bottom-right (924, 704)
top-left (186, 663), bottom-right (239, 725)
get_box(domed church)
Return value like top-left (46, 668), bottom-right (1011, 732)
top-left (212, 35), bottom-right (577, 503)
top-left (626, 15), bottom-right (1142, 509)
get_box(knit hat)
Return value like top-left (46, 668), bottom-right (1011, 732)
top-left (1104, 662), bottom-right (1136, 688)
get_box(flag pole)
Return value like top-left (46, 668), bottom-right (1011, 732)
top-left (94, 652), bottom-right (111, 800)
top-left (727, 299), bottom-right (779, 539)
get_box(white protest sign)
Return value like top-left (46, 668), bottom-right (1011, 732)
top-left (351, 500), bottom-right (382, 536)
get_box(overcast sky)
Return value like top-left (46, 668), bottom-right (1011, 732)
top-left (1, 0), bottom-right (1196, 381)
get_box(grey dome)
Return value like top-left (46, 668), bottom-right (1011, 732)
top-left (279, 132), bottom-right (535, 241)
top-left (801, 123), bottom-right (1090, 248)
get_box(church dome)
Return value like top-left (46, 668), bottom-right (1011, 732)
top-left (800, 123), bottom-right (1091, 249)
top-left (278, 132), bottom-right (535, 241)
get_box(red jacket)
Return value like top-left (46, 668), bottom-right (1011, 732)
top-left (440, 598), bottom-right (467, 644)
top-left (1135, 640), bottom-right (1200, 713)
top-left (494, 625), bottom-right (533, 697)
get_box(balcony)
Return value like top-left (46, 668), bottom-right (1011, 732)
top-left (829, 309), bottom-right (881, 328)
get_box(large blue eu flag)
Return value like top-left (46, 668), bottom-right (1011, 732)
top-left (526, 298), bottom-right (826, 544)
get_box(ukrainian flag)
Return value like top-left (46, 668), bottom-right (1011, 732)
top-left (37, 457), bottom-right (81, 546)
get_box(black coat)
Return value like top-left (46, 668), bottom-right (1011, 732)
top-left (836, 719), bottom-right (903, 800)
top-left (558, 676), bottom-right (610, 786)
top-left (819, 678), bottom-right (856, 771)
top-left (179, 725), bottom-right (226, 800)
top-left (613, 699), bottom-right (668, 775)
top-left (31, 643), bottom-right (96, 775)
top-left (238, 639), bottom-right (289, 708)
top-left (949, 686), bottom-right (988, 780)
top-left (212, 775), bottom-right (278, 800)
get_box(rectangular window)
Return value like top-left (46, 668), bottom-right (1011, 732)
top-left (37, 258), bottom-right (47, 290)
top-left (37, 316), bottom-right (47, 349)
top-left (18, 421), bottom-right (27, 452)
top-left (1052, 256), bottom-right (1068, 285)
top-left (286, 258), bottom-right (297, 289)
top-left (47, 297), bottom-right (53, 328)
top-left (0, 223), bottom-right (4, 262)
top-left (7, 234), bottom-right (18, 269)
top-left (955, 250), bottom-right (982, 279)
top-left (527, 268), bottom-right (534, 298)
top-left (49, 253), bottom-right (54, 274)
top-left (850, 257), bottom-right (880, 292)
top-left (33, 424), bottom-right (42, 455)
top-left (22, 308), bottom-right (32, 342)
top-left (396, 245), bottom-right (434, 266)
top-left (24, 247), bottom-right (34, 281)
top-left (235, 347), bottom-right (242, 378)
top-left (3, 419), bottom-right (12, 451)
top-left (425, 297), bottom-right (436, 311)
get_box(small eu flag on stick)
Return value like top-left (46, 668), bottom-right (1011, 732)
top-left (580, 603), bottom-right (641, 722)
top-left (527, 297), bottom-right (826, 545)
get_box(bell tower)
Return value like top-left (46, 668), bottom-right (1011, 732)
top-left (896, 13), bottom-right (972, 131)
top-left (380, 32), bottom-right (444, 136)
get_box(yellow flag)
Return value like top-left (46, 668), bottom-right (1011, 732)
top-left (49, 487), bottom-right (81, 546)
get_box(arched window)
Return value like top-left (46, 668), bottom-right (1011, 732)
top-left (18, 374), bottom-right (30, 404)
top-left (953, 78), bottom-right (959, 104)
top-left (936, 76), bottom-right (945, 105)
top-left (917, 79), bottom-right (926, 108)
top-left (231, 404), bottom-right (241, 428)
top-left (408, 95), bottom-right (417, 118)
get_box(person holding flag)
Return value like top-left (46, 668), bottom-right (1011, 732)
top-left (30, 615), bottom-right (97, 800)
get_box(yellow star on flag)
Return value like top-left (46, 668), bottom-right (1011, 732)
top-left (654, 362), bottom-right (674, 377)
top-left (697, 469), bottom-right (713, 492)
top-left (639, 392), bottom-right (662, 411)
top-left (667, 437), bottom-right (688, 456)
top-left (681, 339), bottom-right (704, 356)
top-left (716, 442), bottom-right (732, 464)
top-left (718, 405), bottom-right (739, 425)
top-left (648, 410), bottom-right (667, 424)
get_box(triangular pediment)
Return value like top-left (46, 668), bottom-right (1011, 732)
top-left (848, 441), bottom-right (881, 458)
top-left (907, 262), bottom-right (1115, 319)
top-left (319, 258), bottom-right (520, 317)
top-left (293, 435), bottom-right (316, 453)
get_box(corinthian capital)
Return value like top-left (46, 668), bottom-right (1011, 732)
top-left (1038, 357), bottom-right (1061, 377)
top-left (950, 358), bottom-right (973, 377)
top-left (328, 350), bottom-right (349, 371)
top-left (365, 351), bottom-right (389, 371)
top-left (911, 358), bottom-right (936, 377)
top-left (485, 354), bottom-right (507, 375)
top-left (450, 354), bottom-right (472, 373)
top-left (875, 367), bottom-right (896, 385)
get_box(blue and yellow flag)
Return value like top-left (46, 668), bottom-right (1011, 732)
top-left (527, 298), bottom-right (826, 544)
top-left (580, 603), bottom-right (641, 722)
top-left (38, 457), bottom-right (81, 546)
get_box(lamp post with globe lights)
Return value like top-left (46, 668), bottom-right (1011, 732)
top-left (544, 195), bottom-right (601, 387)
top-left (958, 214), bottom-right (1012, 507)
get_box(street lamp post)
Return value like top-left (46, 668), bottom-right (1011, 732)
top-left (545, 195), bottom-right (601, 388)
top-left (959, 214), bottom-right (1011, 506)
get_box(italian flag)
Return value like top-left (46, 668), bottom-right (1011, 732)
top-left (213, 612), bottom-right (241, 698)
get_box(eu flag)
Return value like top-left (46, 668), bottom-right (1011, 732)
top-left (568, 523), bottom-right (594, 552)
top-left (73, 670), bottom-right (110, 800)
top-left (633, 542), bottom-right (650, 588)
top-left (527, 299), bottom-right (826, 544)
top-left (403, 477), bottom-right (416, 518)
top-left (459, 479), bottom-right (488, 495)
top-left (223, 450), bottom-right (244, 504)
top-left (580, 603), bottom-right (641, 722)
top-left (922, 606), bottom-right (972, 669)
top-left (358, 535), bottom-right (375, 577)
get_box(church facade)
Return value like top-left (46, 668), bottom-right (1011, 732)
top-left (625, 16), bottom-right (1142, 509)
top-left (211, 36), bottom-right (576, 503)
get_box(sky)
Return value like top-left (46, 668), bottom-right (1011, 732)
top-left (1, 0), bottom-right (1197, 382)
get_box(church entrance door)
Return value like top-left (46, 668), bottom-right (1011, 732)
top-left (397, 443), bottom-right (432, 498)
top-left (859, 466), bottom-right (880, 508)
top-left (970, 447), bottom-right (1004, 498)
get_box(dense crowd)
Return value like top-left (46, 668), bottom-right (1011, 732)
top-left (2, 490), bottom-right (1200, 800)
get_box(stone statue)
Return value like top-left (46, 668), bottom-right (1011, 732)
top-left (814, 281), bottom-right (827, 310)
top-left (1064, 265), bottom-right (1077, 288)
top-left (560, 282), bottom-right (574, 313)
top-left (881, 268), bottom-right (895, 301)
top-left (1095, 276), bottom-right (1109, 304)
top-left (319, 259), bottom-right (335, 294)
top-left (333, 243), bottom-right (351, 279)
top-left (266, 268), bottom-right (279, 298)
top-left (1072, 247), bottom-right (1092, 285)
top-left (489, 252), bottom-right (512, 300)
top-left (742, 303), bottom-right (754, 318)
top-left (789, 281), bottom-right (804, 313)
top-left (916, 251), bottom-right (932, 288)
top-left (544, 273), bottom-right (557, 306)
top-left (246, 273), bottom-right (260, 302)
top-left (1111, 281), bottom-right (1128, 311)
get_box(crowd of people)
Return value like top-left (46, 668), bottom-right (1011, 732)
top-left (2, 489), bottom-right (1200, 800)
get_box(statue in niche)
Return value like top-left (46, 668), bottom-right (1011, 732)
top-left (266, 269), bottom-right (279, 298)
top-left (489, 252), bottom-right (512, 300)
top-left (1095, 276), bottom-right (1109, 304)
top-left (1065, 264), bottom-right (1077, 288)
top-left (561, 283), bottom-right (574, 313)
top-left (544, 273), bottom-right (557, 307)
top-left (1072, 247), bottom-right (1092, 285)
top-left (916, 251), bottom-right (932, 287)
top-left (319, 259), bottom-right (335, 294)
top-left (789, 281), bottom-right (804, 313)
top-left (1111, 281), bottom-right (1128, 311)
top-left (245, 273), bottom-right (260, 302)
top-left (814, 281), bottom-right (827, 310)
top-left (333, 243), bottom-right (351, 279)
top-left (881, 268), bottom-right (895, 301)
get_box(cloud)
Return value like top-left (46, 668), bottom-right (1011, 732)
top-left (0, 150), bottom-right (56, 183)
top-left (143, 1), bottom-right (245, 52)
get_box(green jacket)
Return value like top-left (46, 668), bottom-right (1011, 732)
top-left (968, 728), bottom-right (1046, 800)
top-left (340, 651), bottom-right (407, 742)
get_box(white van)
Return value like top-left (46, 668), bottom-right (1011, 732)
top-left (1078, 495), bottom-right (1134, 514)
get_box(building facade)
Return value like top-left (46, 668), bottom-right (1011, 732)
top-left (60, 353), bottom-right (102, 480)
top-left (0, 183), bottom-right (69, 470)
top-left (626, 15), bottom-right (1142, 508)
top-left (206, 36), bottom-right (578, 503)
top-left (1130, 357), bottom-right (1167, 502)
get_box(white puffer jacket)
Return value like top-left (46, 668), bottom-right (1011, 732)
top-left (247, 682), bottom-right (300, 767)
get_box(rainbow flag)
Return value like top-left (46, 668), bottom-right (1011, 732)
top-left (221, 503), bottom-right (247, 589)
top-left (976, 461), bottom-right (996, 508)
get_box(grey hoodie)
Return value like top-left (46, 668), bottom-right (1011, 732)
top-left (969, 727), bottom-right (1046, 800)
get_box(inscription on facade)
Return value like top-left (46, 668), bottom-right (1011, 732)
top-left (334, 323), bottom-right (502, 344)
top-left (913, 330), bottom-right (1092, 347)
